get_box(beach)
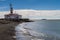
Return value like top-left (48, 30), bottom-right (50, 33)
top-left (0, 20), bottom-right (21, 40)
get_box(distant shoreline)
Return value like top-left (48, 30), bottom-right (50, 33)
top-left (33, 19), bottom-right (60, 21)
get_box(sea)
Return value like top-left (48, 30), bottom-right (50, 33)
top-left (15, 20), bottom-right (60, 40)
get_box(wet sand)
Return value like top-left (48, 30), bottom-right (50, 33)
top-left (0, 20), bottom-right (21, 40)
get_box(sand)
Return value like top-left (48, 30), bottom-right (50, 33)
top-left (0, 20), bottom-right (21, 40)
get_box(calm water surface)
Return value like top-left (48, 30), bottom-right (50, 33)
top-left (15, 20), bottom-right (60, 40)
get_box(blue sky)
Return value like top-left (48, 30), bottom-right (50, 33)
top-left (0, 0), bottom-right (59, 11)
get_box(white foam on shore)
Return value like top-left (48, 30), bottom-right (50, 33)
top-left (15, 23), bottom-right (60, 40)
top-left (15, 23), bottom-right (46, 40)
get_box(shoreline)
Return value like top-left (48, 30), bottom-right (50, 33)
top-left (0, 20), bottom-right (22, 40)
top-left (0, 19), bottom-right (33, 40)
top-left (16, 21), bottom-right (60, 40)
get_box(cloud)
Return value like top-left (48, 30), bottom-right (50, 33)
top-left (14, 10), bottom-right (59, 19)
top-left (0, 9), bottom-right (60, 19)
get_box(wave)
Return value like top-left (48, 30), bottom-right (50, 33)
top-left (15, 23), bottom-right (60, 40)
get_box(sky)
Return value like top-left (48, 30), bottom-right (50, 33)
top-left (0, 0), bottom-right (59, 10)
top-left (0, 0), bottom-right (60, 19)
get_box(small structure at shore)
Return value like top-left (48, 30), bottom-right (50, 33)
top-left (5, 4), bottom-right (22, 21)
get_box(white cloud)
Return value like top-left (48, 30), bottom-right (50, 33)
top-left (14, 10), bottom-right (59, 19)
top-left (0, 9), bottom-right (60, 19)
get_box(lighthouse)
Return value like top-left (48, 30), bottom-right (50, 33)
top-left (5, 4), bottom-right (22, 21)
top-left (10, 4), bottom-right (13, 14)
